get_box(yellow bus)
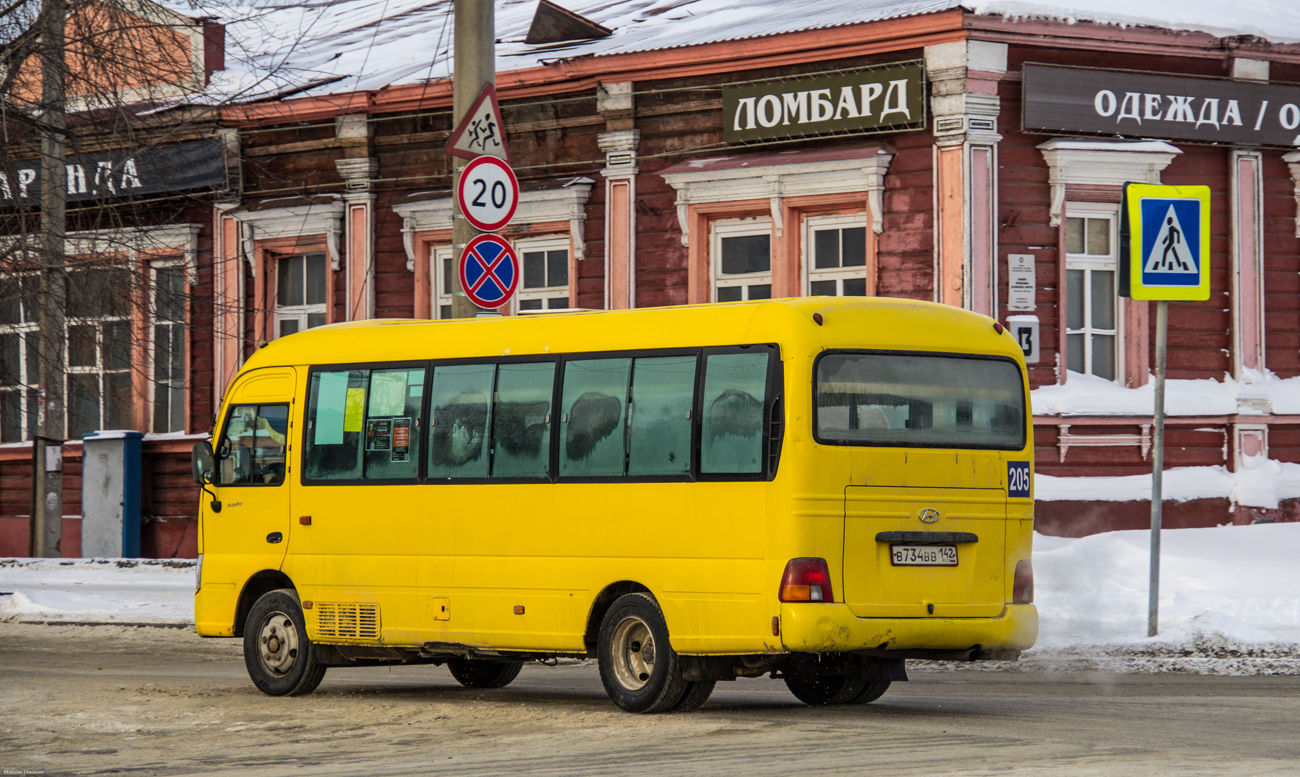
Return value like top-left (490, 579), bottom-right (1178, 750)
top-left (191, 297), bottom-right (1037, 713)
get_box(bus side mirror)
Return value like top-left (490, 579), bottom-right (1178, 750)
top-left (191, 441), bottom-right (222, 514)
top-left (191, 441), bottom-right (215, 485)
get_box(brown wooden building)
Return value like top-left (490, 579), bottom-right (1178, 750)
top-left (4, 0), bottom-right (1300, 556)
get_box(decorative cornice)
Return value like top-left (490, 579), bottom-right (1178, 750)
top-left (661, 151), bottom-right (894, 241)
top-left (1038, 139), bottom-right (1181, 227)
top-left (229, 198), bottom-right (345, 269)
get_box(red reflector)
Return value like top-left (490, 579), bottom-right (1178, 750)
top-left (302, 601), bottom-right (313, 610)
top-left (780, 558), bottom-right (834, 603)
top-left (513, 605), bottom-right (525, 615)
top-left (1013, 560), bottom-right (1034, 604)
top-left (993, 322), bottom-right (1005, 335)
top-left (772, 616), bottom-right (780, 636)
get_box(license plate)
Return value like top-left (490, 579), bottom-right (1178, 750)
top-left (890, 544), bottom-right (957, 566)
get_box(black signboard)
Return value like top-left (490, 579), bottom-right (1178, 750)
top-left (0, 139), bottom-right (227, 207)
top-left (1023, 64), bottom-right (1300, 148)
top-left (723, 62), bottom-right (926, 144)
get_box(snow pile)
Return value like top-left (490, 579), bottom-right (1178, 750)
top-left (970, 0), bottom-right (1300, 44)
top-left (0, 558), bottom-right (194, 625)
top-left (1036, 459), bottom-right (1300, 509)
top-left (162, 0), bottom-right (1300, 105)
top-left (1030, 370), bottom-right (1300, 417)
top-left (1027, 523), bottom-right (1300, 673)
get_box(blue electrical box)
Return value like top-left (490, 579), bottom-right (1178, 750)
top-left (81, 430), bottom-right (143, 557)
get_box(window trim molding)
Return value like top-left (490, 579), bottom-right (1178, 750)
top-left (802, 211), bottom-right (871, 297)
top-left (1038, 139), bottom-right (1180, 228)
top-left (710, 216), bottom-right (773, 303)
top-left (662, 150), bottom-right (893, 243)
top-left (513, 234), bottom-right (573, 313)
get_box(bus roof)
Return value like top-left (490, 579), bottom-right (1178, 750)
top-left (238, 297), bottom-right (1022, 372)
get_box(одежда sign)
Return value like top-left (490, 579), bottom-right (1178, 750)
top-left (723, 63), bottom-right (925, 144)
top-left (1023, 64), bottom-right (1300, 148)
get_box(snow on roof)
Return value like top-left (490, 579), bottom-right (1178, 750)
top-left (173, 0), bottom-right (1300, 106)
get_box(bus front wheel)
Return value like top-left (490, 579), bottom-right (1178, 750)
top-left (597, 593), bottom-right (711, 713)
top-left (243, 589), bottom-right (327, 697)
top-left (447, 658), bottom-right (524, 688)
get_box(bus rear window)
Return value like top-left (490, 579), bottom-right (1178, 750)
top-left (815, 352), bottom-right (1025, 450)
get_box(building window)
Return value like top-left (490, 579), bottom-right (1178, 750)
top-left (66, 266), bottom-right (134, 437)
top-left (151, 263), bottom-right (187, 433)
top-left (1065, 208), bottom-right (1119, 382)
top-left (275, 252), bottom-right (327, 337)
top-left (805, 214), bottom-right (868, 297)
top-left (515, 237), bottom-right (569, 312)
top-left (431, 246), bottom-right (454, 319)
top-left (712, 218), bottom-right (772, 302)
top-left (0, 275), bottom-right (39, 443)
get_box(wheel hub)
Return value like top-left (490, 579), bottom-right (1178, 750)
top-left (611, 615), bottom-right (655, 691)
top-left (257, 613), bottom-right (300, 676)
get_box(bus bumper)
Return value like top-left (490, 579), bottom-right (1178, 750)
top-left (194, 584), bottom-right (238, 637)
top-left (779, 603), bottom-right (1038, 656)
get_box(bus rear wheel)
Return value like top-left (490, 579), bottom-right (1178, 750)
top-left (597, 593), bottom-right (708, 713)
top-left (849, 678), bottom-right (892, 704)
top-left (784, 673), bottom-right (867, 706)
top-left (243, 589), bottom-right (327, 697)
top-left (447, 658), bottom-right (524, 688)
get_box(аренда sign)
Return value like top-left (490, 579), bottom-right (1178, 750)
top-left (1023, 64), bottom-right (1300, 147)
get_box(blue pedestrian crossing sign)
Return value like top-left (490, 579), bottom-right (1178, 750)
top-left (1121, 183), bottom-right (1211, 301)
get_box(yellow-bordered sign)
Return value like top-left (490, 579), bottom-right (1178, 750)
top-left (1121, 183), bottom-right (1211, 301)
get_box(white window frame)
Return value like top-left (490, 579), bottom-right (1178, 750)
top-left (803, 212), bottom-right (869, 297)
top-left (1064, 203), bottom-right (1123, 383)
top-left (711, 217), bottom-right (773, 303)
top-left (513, 235), bottom-right (571, 313)
top-left (273, 252), bottom-right (328, 339)
top-left (64, 265), bottom-right (134, 436)
top-left (0, 273), bottom-right (40, 443)
top-left (429, 245), bottom-right (455, 320)
top-left (149, 260), bottom-right (188, 434)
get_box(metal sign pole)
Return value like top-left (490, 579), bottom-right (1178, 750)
top-left (1148, 299), bottom-right (1168, 637)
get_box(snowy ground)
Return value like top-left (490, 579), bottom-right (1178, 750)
top-left (2, 523), bottom-right (1297, 674)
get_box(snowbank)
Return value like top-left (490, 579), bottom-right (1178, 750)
top-left (1030, 370), bottom-right (1300, 417)
top-left (1036, 459), bottom-right (1300, 508)
top-left (0, 558), bottom-right (194, 624)
top-left (1032, 523), bottom-right (1300, 655)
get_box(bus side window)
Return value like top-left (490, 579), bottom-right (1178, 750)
top-left (216, 403), bottom-right (288, 486)
top-left (700, 353), bottom-right (768, 474)
top-left (362, 367), bottom-right (424, 480)
top-left (627, 355), bottom-right (695, 477)
top-left (491, 362), bottom-right (555, 479)
top-left (560, 358), bottom-right (631, 477)
top-left (428, 363), bottom-right (495, 479)
top-left (304, 369), bottom-right (368, 481)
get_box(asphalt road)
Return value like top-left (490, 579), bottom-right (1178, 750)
top-left (1, 622), bottom-right (1297, 777)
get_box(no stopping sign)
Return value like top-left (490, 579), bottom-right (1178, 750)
top-left (456, 156), bottom-right (519, 232)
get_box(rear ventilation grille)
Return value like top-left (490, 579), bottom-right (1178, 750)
top-left (315, 602), bottom-right (381, 640)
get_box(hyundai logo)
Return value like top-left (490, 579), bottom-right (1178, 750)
top-left (918, 508), bottom-right (941, 524)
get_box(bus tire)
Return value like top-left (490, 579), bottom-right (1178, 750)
top-left (447, 658), bottom-right (524, 689)
top-left (597, 593), bottom-right (692, 714)
top-left (784, 673), bottom-right (867, 706)
top-left (849, 678), bottom-right (891, 704)
top-left (671, 680), bottom-right (716, 712)
top-left (243, 589), bottom-right (327, 697)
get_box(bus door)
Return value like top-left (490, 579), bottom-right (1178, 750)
top-left (204, 367), bottom-right (298, 592)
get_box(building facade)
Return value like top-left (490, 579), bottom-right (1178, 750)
top-left (3, 1), bottom-right (1299, 556)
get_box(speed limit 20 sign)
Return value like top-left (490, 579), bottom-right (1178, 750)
top-left (456, 155), bottom-right (519, 232)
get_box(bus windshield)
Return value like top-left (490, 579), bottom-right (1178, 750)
top-left (815, 351), bottom-right (1025, 450)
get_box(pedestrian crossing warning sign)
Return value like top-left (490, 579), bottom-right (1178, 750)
top-left (1121, 183), bottom-right (1211, 301)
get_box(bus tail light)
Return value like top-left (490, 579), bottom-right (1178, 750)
top-left (1013, 560), bottom-right (1034, 604)
top-left (780, 558), bottom-right (834, 603)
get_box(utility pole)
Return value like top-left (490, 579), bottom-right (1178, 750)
top-left (33, 0), bottom-right (67, 557)
top-left (450, 0), bottom-right (492, 319)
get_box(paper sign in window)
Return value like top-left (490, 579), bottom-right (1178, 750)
top-left (314, 371), bottom-right (349, 445)
top-left (344, 387), bottom-right (366, 433)
top-left (369, 371), bottom-right (409, 417)
top-left (391, 418), bottom-right (412, 462)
